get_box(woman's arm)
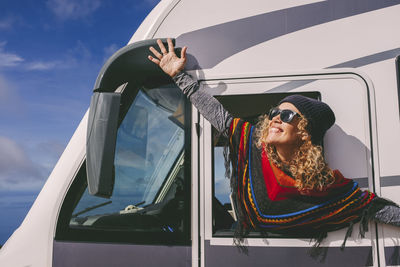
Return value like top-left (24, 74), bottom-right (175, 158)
top-left (148, 39), bottom-right (233, 134)
top-left (172, 71), bottom-right (233, 134)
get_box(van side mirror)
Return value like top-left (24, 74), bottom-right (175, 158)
top-left (86, 91), bottom-right (121, 198)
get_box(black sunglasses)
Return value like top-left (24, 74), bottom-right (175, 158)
top-left (268, 108), bottom-right (300, 123)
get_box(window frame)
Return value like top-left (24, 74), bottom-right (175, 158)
top-left (198, 70), bottom-right (380, 249)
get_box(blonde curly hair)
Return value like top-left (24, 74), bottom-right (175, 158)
top-left (255, 114), bottom-right (335, 192)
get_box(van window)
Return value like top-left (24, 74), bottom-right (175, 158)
top-left (211, 92), bottom-right (320, 235)
top-left (209, 82), bottom-right (373, 237)
top-left (56, 84), bottom-right (191, 245)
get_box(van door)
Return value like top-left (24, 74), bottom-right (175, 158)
top-left (199, 70), bottom-right (382, 266)
top-left (53, 40), bottom-right (193, 267)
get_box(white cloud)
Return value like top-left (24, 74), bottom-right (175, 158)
top-left (0, 17), bottom-right (14, 30)
top-left (0, 42), bottom-right (24, 68)
top-left (26, 61), bottom-right (59, 71)
top-left (47, 0), bottom-right (102, 20)
top-left (24, 41), bottom-right (92, 71)
top-left (0, 137), bottom-right (67, 191)
top-left (0, 41), bottom-right (73, 71)
top-left (0, 136), bottom-right (45, 191)
top-left (0, 15), bottom-right (23, 31)
top-left (0, 136), bottom-right (39, 175)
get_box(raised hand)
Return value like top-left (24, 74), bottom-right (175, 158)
top-left (148, 38), bottom-right (187, 78)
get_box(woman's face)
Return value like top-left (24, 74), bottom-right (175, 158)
top-left (266, 102), bottom-right (303, 150)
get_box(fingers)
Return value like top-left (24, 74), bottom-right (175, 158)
top-left (148, 39), bottom-right (187, 67)
top-left (149, 46), bottom-right (162, 59)
top-left (167, 38), bottom-right (174, 53)
top-left (157, 39), bottom-right (168, 55)
top-left (181, 46), bottom-right (187, 59)
top-left (147, 55), bottom-right (160, 65)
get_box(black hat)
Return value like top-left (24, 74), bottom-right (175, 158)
top-left (279, 95), bottom-right (335, 145)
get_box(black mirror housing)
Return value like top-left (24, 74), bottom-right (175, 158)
top-left (86, 92), bottom-right (120, 198)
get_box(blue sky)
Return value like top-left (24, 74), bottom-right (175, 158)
top-left (0, 0), bottom-right (160, 245)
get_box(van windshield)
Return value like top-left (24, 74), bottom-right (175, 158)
top-left (71, 85), bottom-right (186, 222)
top-left (114, 88), bottom-right (185, 207)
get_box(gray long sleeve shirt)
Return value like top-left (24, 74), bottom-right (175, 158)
top-left (172, 71), bottom-right (233, 134)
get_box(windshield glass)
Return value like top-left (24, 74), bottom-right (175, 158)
top-left (114, 88), bottom-right (185, 206)
top-left (72, 85), bottom-right (186, 218)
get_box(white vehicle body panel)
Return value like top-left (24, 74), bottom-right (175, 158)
top-left (1, 0), bottom-right (400, 266)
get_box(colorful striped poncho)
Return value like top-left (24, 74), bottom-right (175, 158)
top-left (228, 118), bottom-right (393, 249)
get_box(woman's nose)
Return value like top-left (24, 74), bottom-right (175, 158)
top-left (271, 114), bottom-right (281, 123)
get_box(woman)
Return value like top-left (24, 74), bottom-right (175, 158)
top-left (148, 39), bottom-right (399, 249)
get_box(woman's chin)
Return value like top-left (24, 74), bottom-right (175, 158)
top-left (265, 138), bottom-right (278, 146)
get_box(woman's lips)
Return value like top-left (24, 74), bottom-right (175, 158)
top-left (269, 127), bottom-right (283, 133)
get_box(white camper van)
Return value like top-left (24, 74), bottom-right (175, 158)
top-left (1, 0), bottom-right (400, 266)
